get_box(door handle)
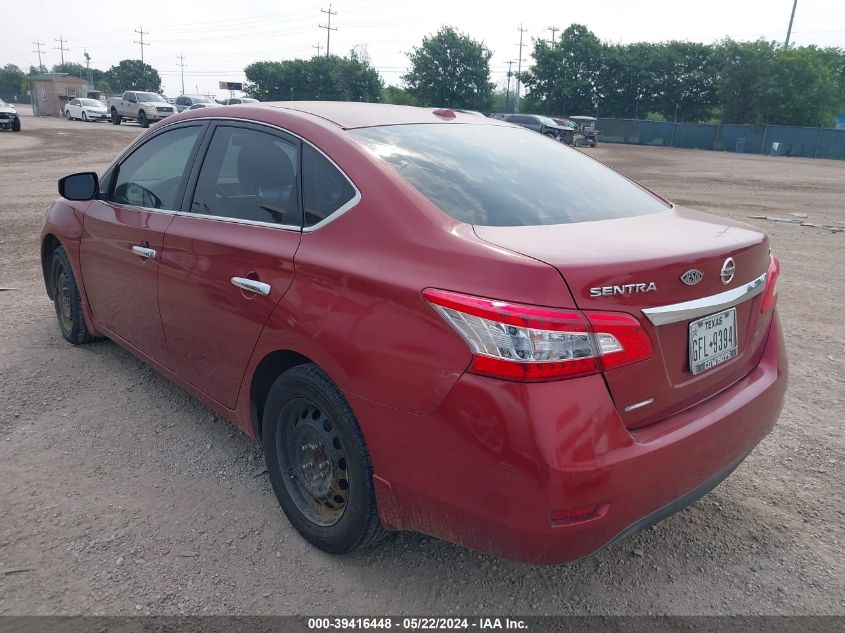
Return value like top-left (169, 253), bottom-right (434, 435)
top-left (231, 277), bottom-right (271, 296)
top-left (132, 245), bottom-right (157, 259)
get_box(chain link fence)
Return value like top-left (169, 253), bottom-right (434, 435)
top-left (597, 118), bottom-right (845, 160)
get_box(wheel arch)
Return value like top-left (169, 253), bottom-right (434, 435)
top-left (249, 349), bottom-right (314, 440)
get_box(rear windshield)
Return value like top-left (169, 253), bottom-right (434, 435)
top-left (352, 124), bottom-right (667, 226)
top-left (135, 92), bottom-right (165, 102)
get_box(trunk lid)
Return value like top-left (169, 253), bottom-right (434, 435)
top-left (474, 207), bottom-right (774, 428)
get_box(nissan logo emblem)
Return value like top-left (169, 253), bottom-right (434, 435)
top-left (720, 257), bottom-right (736, 285)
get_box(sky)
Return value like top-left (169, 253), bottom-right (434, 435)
top-left (2, 0), bottom-right (844, 98)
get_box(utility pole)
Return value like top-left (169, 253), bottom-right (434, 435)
top-left (784, 0), bottom-right (798, 47)
top-left (515, 25), bottom-right (527, 113)
top-left (177, 54), bottom-right (187, 95)
top-left (33, 40), bottom-right (45, 71)
top-left (505, 60), bottom-right (514, 113)
top-left (54, 36), bottom-right (69, 67)
top-left (84, 51), bottom-right (92, 85)
top-left (313, 42), bottom-right (322, 57)
top-left (319, 4), bottom-right (337, 57)
top-left (547, 26), bottom-right (559, 46)
top-left (134, 27), bottom-right (150, 63)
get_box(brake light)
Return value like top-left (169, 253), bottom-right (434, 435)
top-left (423, 289), bottom-right (653, 382)
top-left (761, 256), bottom-right (780, 313)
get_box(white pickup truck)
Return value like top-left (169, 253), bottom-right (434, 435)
top-left (107, 91), bottom-right (176, 128)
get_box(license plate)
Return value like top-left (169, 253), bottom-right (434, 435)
top-left (688, 308), bottom-right (738, 375)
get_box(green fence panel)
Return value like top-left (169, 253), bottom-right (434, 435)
top-left (817, 128), bottom-right (845, 160)
top-left (673, 123), bottom-right (718, 150)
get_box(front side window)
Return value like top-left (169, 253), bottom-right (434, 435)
top-left (190, 126), bottom-right (300, 225)
top-left (110, 126), bottom-right (203, 210)
top-left (353, 124), bottom-right (668, 226)
top-left (302, 145), bottom-right (357, 227)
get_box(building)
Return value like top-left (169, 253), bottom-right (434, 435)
top-left (29, 73), bottom-right (89, 117)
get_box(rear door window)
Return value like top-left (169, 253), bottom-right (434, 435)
top-left (352, 124), bottom-right (667, 226)
top-left (190, 125), bottom-right (301, 226)
top-left (302, 144), bottom-right (357, 228)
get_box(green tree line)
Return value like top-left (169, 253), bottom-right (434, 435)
top-left (0, 60), bottom-right (162, 95)
top-left (521, 25), bottom-right (845, 127)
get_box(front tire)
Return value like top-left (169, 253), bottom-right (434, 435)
top-left (111, 110), bottom-right (121, 125)
top-left (82, 112), bottom-right (88, 122)
top-left (138, 111), bottom-right (149, 128)
top-left (50, 246), bottom-right (96, 345)
top-left (11, 117), bottom-right (20, 132)
top-left (263, 364), bottom-right (387, 554)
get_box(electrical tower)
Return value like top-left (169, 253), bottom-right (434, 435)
top-left (84, 51), bottom-right (92, 84)
top-left (177, 54), bottom-right (187, 95)
top-left (33, 40), bottom-right (45, 71)
top-left (313, 42), bottom-right (322, 57)
top-left (134, 27), bottom-right (150, 63)
top-left (547, 26), bottom-right (559, 46)
top-left (54, 36), bottom-right (69, 67)
top-left (319, 4), bottom-right (337, 57)
top-left (515, 26), bottom-right (527, 113)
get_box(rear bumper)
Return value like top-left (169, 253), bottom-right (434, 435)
top-left (352, 312), bottom-right (787, 564)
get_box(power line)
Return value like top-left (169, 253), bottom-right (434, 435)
top-left (319, 3), bottom-right (338, 57)
top-left (547, 26), bottom-right (559, 46)
top-left (515, 25), bottom-right (527, 113)
top-left (54, 36), bottom-right (69, 67)
top-left (785, 0), bottom-right (798, 47)
top-left (133, 26), bottom-right (150, 63)
top-left (177, 53), bottom-right (187, 95)
top-left (32, 40), bottom-right (45, 70)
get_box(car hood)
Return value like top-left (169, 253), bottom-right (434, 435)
top-left (0, 105), bottom-right (16, 114)
top-left (140, 101), bottom-right (169, 107)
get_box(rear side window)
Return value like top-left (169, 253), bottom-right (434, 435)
top-left (352, 124), bottom-right (668, 226)
top-left (190, 126), bottom-right (300, 226)
top-left (110, 126), bottom-right (202, 210)
top-left (302, 144), bottom-right (357, 227)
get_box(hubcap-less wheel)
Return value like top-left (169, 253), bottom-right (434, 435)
top-left (53, 262), bottom-right (73, 333)
top-left (277, 398), bottom-right (349, 527)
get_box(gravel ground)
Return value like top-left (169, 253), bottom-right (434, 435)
top-left (0, 112), bottom-right (843, 616)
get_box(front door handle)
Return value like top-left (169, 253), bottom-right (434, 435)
top-left (131, 245), bottom-right (157, 259)
top-left (231, 277), bottom-right (271, 296)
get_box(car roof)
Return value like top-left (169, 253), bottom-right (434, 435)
top-left (256, 101), bottom-right (506, 130)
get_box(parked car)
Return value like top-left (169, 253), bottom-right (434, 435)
top-left (186, 103), bottom-right (212, 110)
top-left (568, 115), bottom-right (599, 146)
top-left (64, 98), bottom-right (109, 122)
top-left (174, 95), bottom-right (215, 112)
top-left (222, 97), bottom-right (259, 105)
top-left (41, 103), bottom-right (786, 564)
top-left (502, 113), bottom-right (571, 140)
top-left (0, 98), bottom-right (21, 132)
top-left (551, 117), bottom-right (581, 145)
top-left (108, 91), bottom-right (176, 128)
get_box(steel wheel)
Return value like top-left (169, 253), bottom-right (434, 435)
top-left (277, 398), bottom-right (349, 527)
top-left (52, 259), bottom-right (74, 334)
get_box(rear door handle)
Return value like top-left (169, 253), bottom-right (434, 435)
top-left (131, 245), bottom-right (157, 259)
top-left (231, 277), bottom-right (271, 296)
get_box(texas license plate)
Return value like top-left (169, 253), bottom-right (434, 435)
top-left (688, 308), bottom-right (738, 375)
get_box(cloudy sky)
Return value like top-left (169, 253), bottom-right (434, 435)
top-left (2, 0), bottom-right (843, 97)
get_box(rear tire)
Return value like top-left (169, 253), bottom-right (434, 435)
top-left (263, 363), bottom-right (388, 554)
top-left (50, 246), bottom-right (96, 345)
top-left (65, 110), bottom-right (72, 120)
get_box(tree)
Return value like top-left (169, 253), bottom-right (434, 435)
top-left (105, 59), bottom-right (161, 93)
top-left (0, 64), bottom-right (27, 94)
top-left (244, 51), bottom-right (383, 102)
top-left (650, 42), bottom-right (718, 122)
top-left (403, 26), bottom-right (494, 109)
top-left (382, 85), bottom-right (418, 106)
top-left (521, 24), bottom-right (603, 115)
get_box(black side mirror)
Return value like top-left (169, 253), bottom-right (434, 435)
top-left (58, 172), bottom-right (99, 201)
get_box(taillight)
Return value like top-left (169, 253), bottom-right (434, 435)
top-left (761, 256), bottom-right (780, 313)
top-left (423, 289), bottom-right (653, 382)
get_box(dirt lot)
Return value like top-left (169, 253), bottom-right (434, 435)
top-left (0, 112), bottom-right (842, 616)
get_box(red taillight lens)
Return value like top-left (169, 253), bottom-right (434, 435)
top-left (423, 289), bottom-right (653, 382)
top-left (761, 256), bottom-right (780, 313)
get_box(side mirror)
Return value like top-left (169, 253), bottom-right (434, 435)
top-left (58, 172), bottom-right (99, 201)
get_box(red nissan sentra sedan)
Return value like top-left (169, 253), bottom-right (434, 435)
top-left (40, 103), bottom-right (787, 564)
